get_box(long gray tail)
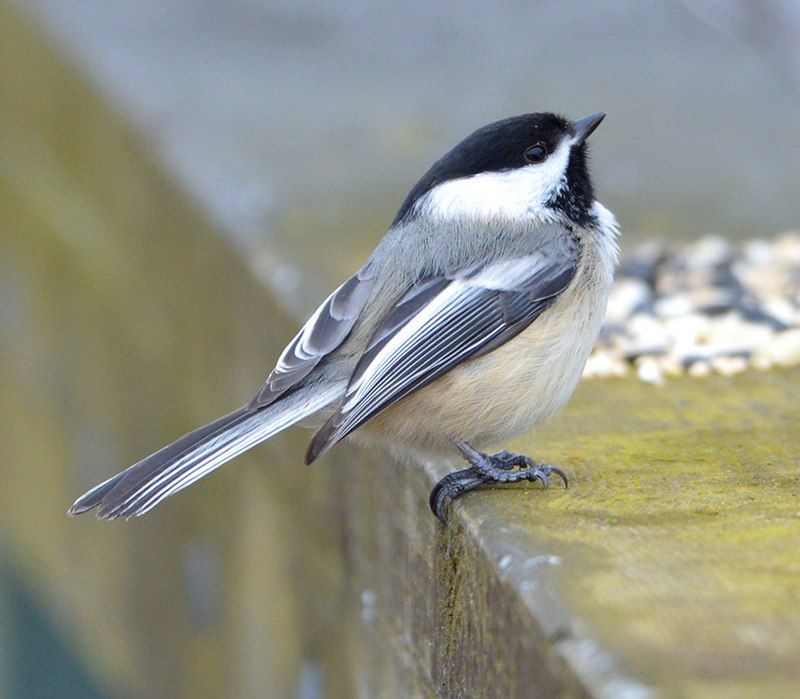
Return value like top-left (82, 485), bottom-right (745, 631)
top-left (68, 382), bottom-right (344, 520)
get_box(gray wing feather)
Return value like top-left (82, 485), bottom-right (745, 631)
top-left (252, 264), bottom-right (375, 406)
top-left (306, 250), bottom-right (578, 462)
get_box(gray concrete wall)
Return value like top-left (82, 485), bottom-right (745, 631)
top-left (21, 0), bottom-right (800, 250)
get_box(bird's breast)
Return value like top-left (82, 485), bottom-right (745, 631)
top-left (362, 233), bottom-right (614, 456)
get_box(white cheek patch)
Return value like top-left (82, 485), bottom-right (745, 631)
top-left (589, 201), bottom-right (621, 266)
top-left (420, 139), bottom-right (572, 221)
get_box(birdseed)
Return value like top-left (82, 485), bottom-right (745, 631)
top-left (585, 232), bottom-right (800, 382)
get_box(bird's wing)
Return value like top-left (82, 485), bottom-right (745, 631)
top-left (305, 249), bottom-right (578, 462)
top-left (251, 264), bottom-right (376, 406)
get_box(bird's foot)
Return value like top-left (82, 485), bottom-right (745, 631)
top-left (429, 441), bottom-right (568, 524)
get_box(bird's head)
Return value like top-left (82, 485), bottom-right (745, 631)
top-left (395, 112), bottom-right (605, 228)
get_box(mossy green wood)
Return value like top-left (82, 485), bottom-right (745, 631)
top-left (336, 371), bottom-right (799, 697)
top-left (502, 371), bottom-right (800, 696)
top-left (0, 6), bottom-right (354, 696)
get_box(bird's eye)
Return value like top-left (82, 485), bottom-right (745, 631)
top-left (524, 144), bottom-right (548, 164)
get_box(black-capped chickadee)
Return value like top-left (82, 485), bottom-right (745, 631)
top-left (69, 112), bottom-right (618, 523)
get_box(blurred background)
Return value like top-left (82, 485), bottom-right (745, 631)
top-left (2, 1), bottom-right (799, 696)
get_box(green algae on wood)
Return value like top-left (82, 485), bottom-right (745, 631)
top-left (460, 369), bottom-right (800, 696)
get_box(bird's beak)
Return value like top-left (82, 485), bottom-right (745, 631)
top-left (572, 112), bottom-right (606, 145)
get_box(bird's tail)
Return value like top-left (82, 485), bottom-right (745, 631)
top-left (68, 381), bottom-right (344, 520)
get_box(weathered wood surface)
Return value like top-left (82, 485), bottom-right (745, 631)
top-left (1, 7), bottom-right (352, 696)
top-left (2, 4), bottom-right (799, 697)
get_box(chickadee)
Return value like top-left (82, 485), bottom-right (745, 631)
top-left (69, 111), bottom-right (618, 523)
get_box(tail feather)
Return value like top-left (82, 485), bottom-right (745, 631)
top-left (68, 381), bottom-right (344, 520)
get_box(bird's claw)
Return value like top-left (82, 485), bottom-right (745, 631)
top-left (429, 444), bottom-right (569, 524)
top-left (547, 465), bottom-right (569, 489)
top-left (429, 468), bottom-right (489, 525)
